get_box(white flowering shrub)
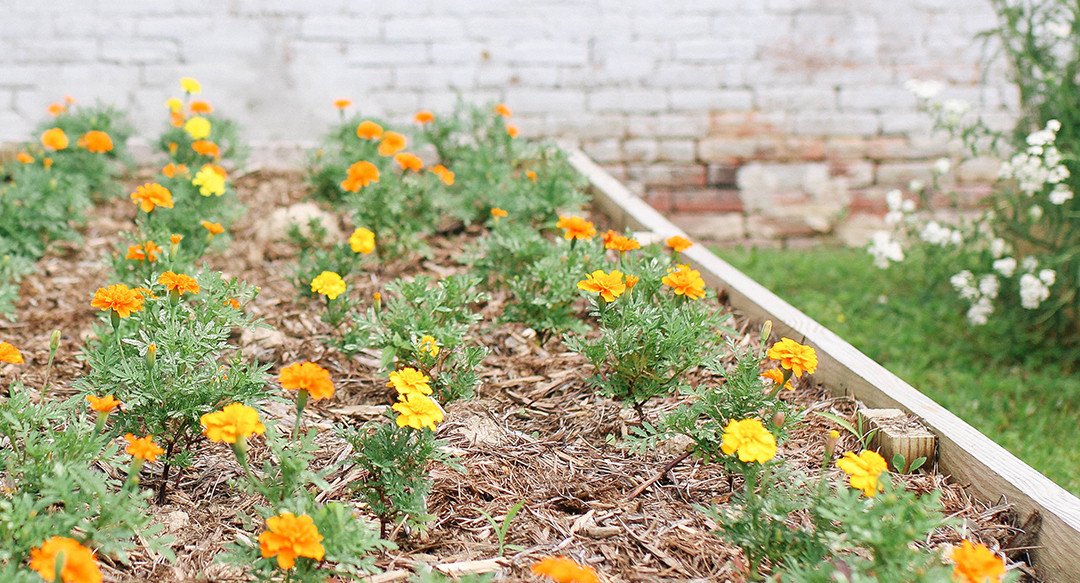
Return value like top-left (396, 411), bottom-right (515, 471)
top-left (870, 0), bottom-right (1078, 347)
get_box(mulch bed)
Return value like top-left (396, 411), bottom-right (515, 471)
top-left (0, 169), bottom-right (1032, 582)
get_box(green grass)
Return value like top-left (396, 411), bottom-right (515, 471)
top-left (717, 245), bottom-right (1080, 495)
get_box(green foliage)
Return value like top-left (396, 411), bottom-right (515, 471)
top-left (478, 500), bottom-right (526, 556)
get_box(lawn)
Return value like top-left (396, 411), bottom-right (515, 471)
top-left (717, 245), bottom-right (1080, 495)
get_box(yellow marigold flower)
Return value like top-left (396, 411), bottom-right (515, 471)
top-left (431, 163), bottom-right (455, 185)
top-left (356, 120), bottom-right (383, 140)
top-left (279, 362), bottom-right (335, 400)
top-left (836, 450), bottom-right (888, 497)
top-left (126, 240), bottom-right (162, 262)
top-left (86, 394), bottom-right (121, 413)
top-left (531, 556), bottom-right (599, 583)
top-left (665, 235), bottom-right (693, 252)
top-left (377, 131), bottom-right (407, 156)
top-left (557, 215), bottom-right (596, 240)
top-left (16, 152), bottom-right (33, 164)
top-left (418, 335), bottom-right (440, 357)
top-left (184, 116), bottom-right (212, 140)
top-left (0, 341), bottom-right (24, 364)
top-left (525, 170), bottom-right (537, 182)
top-left (162, 162), bottom-right (188, 178)
top-left (394, 151), bottom-right (424, 172)
top-left (130, 183), bottom-right (174, 213)
top-left (41, 127), bottom-right (69, 151)
top-left (193, 164), bottom-right (226, 196)
top-left (334, 98), bottom-right (352, 110)
top-left (662, 264), bottom-right (706, 300)
top-left (29, 536), bottom-right (103, 583)
top-left (341, 160), bottom-right (380, 192)
top-left (91, 284), bottom-right (145, 318)
top-left (259, 512), bottom-right (325, 570)
top-left (414, 109), bottom-right (435, 124)
top-left (165, 97), bottom-right (183, 113)
top-left (387, 367), bottom-right (433, 396)
top-left (760, 368), bottom-right (793, 390)
top-left (158, 271), bottom-right (200, 295)
top-left (190, 100), bottom-right (213, 114)
top-left (349, 227), bottom-right (376, 254)
top-left (490, 207), bottom-right (508, 220)
top-left (311, 271), bottom-right (346, 300)
top-left (767, 337), bottom-right (818, 378)
top-left (125, 434), bottom-right (164, 462)
top-left (721, 418), bottom-right (777, 463)
top-left (506, 123), bottom-right (519, 138)
top-left (201, 403), bottom-right (266, 444)
top-left (179, 76), bottom-right (202, 94)
top-left (577, 270), bottom-right (627, 302)
top-left (951, 540), bottom-right (1006, 583)
top-left (603, 230), bottom-right (641, 252)
top-left (393, 392), bottom-right (444, 431)
top-left (201, 220), bottom-right (225, 235)
top-left (78, 130), bottom-right (113, 154)
top-left (494, 103), bottom-right (512, 118)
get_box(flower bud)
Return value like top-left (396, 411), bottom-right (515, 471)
top-left (761, 320), bottom-right (773, 341)
top-left (825, 429), bottom-right (840, 459)
top-left (146, 344), bottom-right (157, 368)
top-left (772, 411), bottom-right (786, 427)
top-left (49, 330), bottom-right (62, 353)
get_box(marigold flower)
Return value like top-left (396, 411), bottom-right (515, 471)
top-left (377, 131), bottom-right (407, 156)
top-left (179, 76), bottom-right (202, 94)
top-left (525, 170), bottom-right (537, 182)
top-left (43, 157), bottom-right (53, 169)
top-left (158, 271), bottom-right (200, 295)
top-left (193, 164), bottom-right (226, 196)
top-left (29, 536), bottom-right (103, 583)
top-left (170, 233), bottom-right (183, 246)
top-left (202, 220), bottom-right (225, 235)
top-left (577, 270), bottom-right (627, 302)
top-left (341, 160), bottom-right (380, 192)
top-left (431, 164), bottom-right (455, 185)
top-left (167, 141), bottom-right (179, 153)
top-left (311, 271), bottom-right (346, 300)
top-left (760, 368), bottom-right (793, 390)
top-left (78, 130), bottom-right (113, 153)
top-left (184, 116), bottom-right (212, 140)
top-left (47, 102), bottom-right (67, 116)
top-left (721, 418), bottom-right (777, 463)
top-left (531, 556), bottom-right (599, 583)
top-left (951, 540), bottom-right (1006, 583)
top-left (226, 298), bottom-right (241, 310)
top-left (0, 341), bottom-right (24, 364)
top-left (130, 183), bottom-right (174, 213)
top-left (388, 367), bottom-right (433, 396)
top-left (394, 151), bottom-right (424, 172)
top-left (506, 123), bottom-right (519, 138)
top-left (162, 162), bottom-right (188, 178)
top-left (191, 140), bottom-right (221, 158)
top-left (356, 120), bottom-right (384, 140)
top-left (126, 240), bottom-right (162, 262)
top-left (190, 100), bottom-right (213, 114)
top-left (41, 127), bottom-right (69, 150)
top-left (201, 403), bottom-right (266, 444)
top-left (16, 152), bottom-right (33, 164)
top-left (86, 394), bottom-right (120, 413)
top-left (603, 231), bottom-right (641, 252)
top-left (767, 337), bottom-right (818, 378)
top-left (259, 512), bottom-right (325, 570)
top-left (349, 227), bottom-right (376, 254)
top-left (557, 215), bottom-right (596, 240)
top-left (494, 103), bottom-right (512, 118)
top-left (165, 97), bottom-right (183, 113)
top-left (279, 362), bottom-right (335, 400)
top-left (393, 392), bottom-right (444, 431)
top-left (836, 450), bottom-right (888, 497)
top-left (91, 284), bottom-right (145, 318)
top-left (125, 434), bottom-right (165, 462)
top-left (334, 98), bottom-right (352, 110)
top-left (169, 112), bottom-right (184, 128)
top-left (625, 274), bottom-right (639, 290)
top-left (490, 207), bottom-right (508, 220)
top-left (414, 109), bottom-right (435, 124)
top-left (662, 264), bottom-right (706, 300)
top-left (418, 335), bottom-right (440, 357)
top-left (665, 235), bottom-right (693, 252)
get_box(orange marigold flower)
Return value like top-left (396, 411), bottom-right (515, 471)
top-left (394, 151), bottom-right (424, 172)
top-left (356, 120), bottom-right (384, 140)
top-left (665, 235), bottom-right (693, 253)
top-left (662, 264), bottom-right (706, 300)
top-left (43, 157), bottom-right (53, 169)
top-left (169, 111), bottom-right (184, 127)
top-left (158, 271), bottom-right (200, 295)
top-left (162, 162), bottom-right (188, 178)
top-left (531, 556), bottom-right (599, 583)
top-left (506, 123), bottom-right (519, 138)
top-left (41, 127), bottom-right (69, 151)
top-left (130, 183), bottom-right (174, 213)
top-left (91, 284), bottom-right (145, 318)
top-left (126, 240), bottom-right (162, 262)
top-left (279, 362), bottom-right (335, 400)
top-left (191, 140), bottom-right (221, 158)
top-left (494, 103), bottom-right (512, 118)
top-left (226, 298), bottom-right (241, 310)
top-left (201, 220), bottom-right (225, 235)
top-left (760, 368), bottom-right (794, 390)
top-left (414, 109), bottom-right (435, 124)
top-left (124, 434), bottom-right (164, 462)
top-left (190, 100), bottom-right (213, 114)
top-left (525, 170), bottom-right (538, 182)
top-left (170, 233), bottom-right (183, 246)
top-left (46, 102), bottom-right (67, 117)
top-left (625, 274), bottom-right (640, 290)
top-left (340, 160), bottom-right (380, 192)
top-left (577, 270), bottom-right (627, 302)
top-left (490, 207), bottom-right (508, 220)
top-left (604, 231), bottom-right (641, 252)
top-left (78, 130), bottom-right (113, 153)
top-left (29, 536), bottom-right (103, 583)
top-left (0, 341), bottom-right (24, 364)
top-left (951, 540), bottom-right (1006, 583)
top-left (16, 152), bottom-right (34, 164)
top-left (201, 403), bottom-right (266, 444)
top-left (167, 141), bottom-right (179, 154)
top-left (86, 394), bottom-right (121, 413)
top-left (430, 164), bottom-right (455, 185)
top-left (259, 512), bottom-right (325, 570)
top-left (334, 98), bottom-right (352, 110)
top-left (377, 131), bottom-right (407, 156)
top-left (557, 215), bottom-right (596, 240)
top-left (766, 337), bottom-right (818, 378)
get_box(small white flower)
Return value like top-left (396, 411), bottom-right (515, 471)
top-left (933, 158), bottom-right (952, 175)
top-left (884, 211), bottom-right (903, 226)
top-left (992, 257), bottom-right (1017, 278)
top-left (901, 199), bottom-right (916, 213)
top-left (886, 189), bottom-right (903, 211)
top-left (1021, 256), bottom-right (1039, 272)
top-left (990, 238), bottom-right (1007, 259)
top-left (1050, 184), bottom-right (1074, 205)
top-left (1039, 269), bottom-right (1056, 286)
top-left (1019, 273), bottom-right (1050, 309)
top-left (905, 79), bottom-right (944, 100)
top-left (909, 179), bottom-right (925, 193)
top-left (950, 271), bottom-right (978, 300)
top-left (1030, 205), bottom-right (1044, 220)
top-left (868, 231), bottom-right (904, 269)
top-left (1047, 119), bottom-right (1062, 132)
top-left (978, 275), bottom-right (1000, 299)
top-left (966, 297), bottom-right (993, 325)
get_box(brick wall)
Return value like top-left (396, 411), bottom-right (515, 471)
top-left (0, 0), bottom-right (1016, 232)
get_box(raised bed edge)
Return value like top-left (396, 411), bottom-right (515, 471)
top-left (564, 146), bottom-right (1080, 581)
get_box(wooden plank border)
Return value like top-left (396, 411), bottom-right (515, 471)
top-left (565, 147), bottom-right (1080, 580)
